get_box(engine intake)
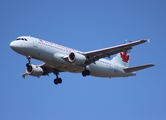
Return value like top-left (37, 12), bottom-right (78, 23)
top-left (68, 52), bottom-right (86, 65)
top-left (26, 64), bottom-right (44, 77)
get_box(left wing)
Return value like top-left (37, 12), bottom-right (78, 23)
top-left (83, 40), bottom-right (148, 62)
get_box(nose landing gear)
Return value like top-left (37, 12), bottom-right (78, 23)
top-left (26, 55), bottom-right (31, 64)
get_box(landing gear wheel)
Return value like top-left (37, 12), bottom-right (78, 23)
top-left (86, 70), bottom-right (90, 75)
top-left (82, 70), bottom-right (90, 77)
top-left (58, 78), bottom-right (62, 84)
top-left (54, 79), bottom-right (58, 85)
top-left (82, 71), bottom-right (87, 77)
top-left (54, 78), bottom-right (62, 85)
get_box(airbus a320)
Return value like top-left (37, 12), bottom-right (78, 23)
top-left (10, 36), bottom-right (154, 85)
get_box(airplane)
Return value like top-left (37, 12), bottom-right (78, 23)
top-left (10, 36), bottom-right (154, 85)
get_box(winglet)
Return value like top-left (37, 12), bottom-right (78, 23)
top-left (147, 39), bottom-right (150, 43)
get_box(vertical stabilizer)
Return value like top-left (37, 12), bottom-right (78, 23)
top-left (111, 40), bottom-right (131, 67)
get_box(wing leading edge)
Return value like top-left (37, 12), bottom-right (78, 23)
top-left (84, 40), bottom-right (148, 62)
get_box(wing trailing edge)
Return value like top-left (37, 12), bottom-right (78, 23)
top-left (84, 39), bottom-right (148, 63)
top-left (123, 64), bottom-right (155, 72)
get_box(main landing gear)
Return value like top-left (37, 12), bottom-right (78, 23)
top-left (54, 73), bottom-right (62, 85)
top-left (54, 71), bottom-right (62, 85)
top-left (82, 70), bottom-right (90, 77)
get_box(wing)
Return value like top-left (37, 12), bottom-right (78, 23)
top-left (21, 63), bottom-right (63, 78)
top-left (84, 40), bottom-right (148, 63)
top-left (40, 63), bottom-right (63, 75)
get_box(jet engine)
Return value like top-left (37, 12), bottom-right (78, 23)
top-left (68, 52), bottom-right (86, 65)
top-left (26, 64), bottom-right (44, 77)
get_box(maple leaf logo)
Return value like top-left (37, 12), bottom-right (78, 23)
top-left (120, 51), bottom-right (129, 63)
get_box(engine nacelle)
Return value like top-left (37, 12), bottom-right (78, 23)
top-left (68, 52), bottom-right (86, 65)
top-left (26, 64), bottom-right (44, 77)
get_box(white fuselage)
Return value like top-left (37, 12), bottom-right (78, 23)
top-left (10, 36), bottom-right (135, 78)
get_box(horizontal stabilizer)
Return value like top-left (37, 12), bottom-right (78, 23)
top-left (124, 64), bottom-right (155, 72)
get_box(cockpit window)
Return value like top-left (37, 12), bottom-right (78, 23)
top-left (16, 38), bottom-right (27, 41)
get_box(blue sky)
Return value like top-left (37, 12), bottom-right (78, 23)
top-left (0, 0), bottom-right (165, 120)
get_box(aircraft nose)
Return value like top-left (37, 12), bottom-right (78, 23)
top-left (10, 40), bottom-right (27, 54)
top-left (10, 41), bottom-right (17, 50)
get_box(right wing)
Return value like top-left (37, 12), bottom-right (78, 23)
top-left (83, 40), bottom-right (148, 63)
